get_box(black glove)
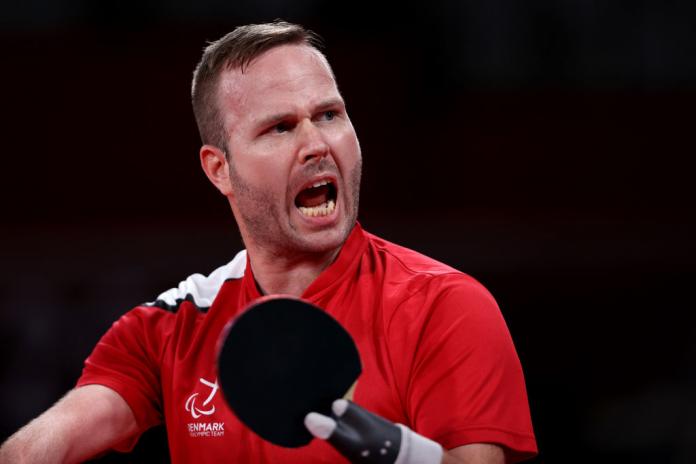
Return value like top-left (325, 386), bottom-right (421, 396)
top-left (304, 399), bottom-right (443, 464)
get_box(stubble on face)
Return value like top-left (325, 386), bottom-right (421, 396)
top-left (227, 153), bottom-right (362, 258)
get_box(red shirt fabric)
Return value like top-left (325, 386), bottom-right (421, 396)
top-left (77, 224), bottom-right (537, 463)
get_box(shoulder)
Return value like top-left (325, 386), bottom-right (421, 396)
top-left (362, 232), bottom-right (499, 326)
top-left (365, 231), bottom-right (461, 277)
top-left (365, 231), bottom-right (489, 298)
top-left (104, 250), bottom-right (248, 341)
top-left (146, 250), bottom-right (247, 312)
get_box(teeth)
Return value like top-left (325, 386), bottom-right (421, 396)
top-left (312, 180), bottom-right (329, 188)
top-left (298, 199), bottom-right (335, 217)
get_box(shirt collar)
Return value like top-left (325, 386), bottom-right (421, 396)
top-left (241, 222), bottom-right (368, 303)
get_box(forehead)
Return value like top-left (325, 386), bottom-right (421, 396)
top-left (217, 44), bottom-right (340, 128)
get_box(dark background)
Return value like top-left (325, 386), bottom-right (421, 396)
top-left (1, 1), bottom-right (695, 463)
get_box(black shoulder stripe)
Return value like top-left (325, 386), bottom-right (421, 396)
top-left (147, 293), bottom-right (211, 313)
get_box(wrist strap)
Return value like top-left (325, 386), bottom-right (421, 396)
top-left (394, 424), bottom-right (443, 464)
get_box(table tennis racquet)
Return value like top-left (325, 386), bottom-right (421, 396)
top-left (217, 296), bottom-right (362, 448)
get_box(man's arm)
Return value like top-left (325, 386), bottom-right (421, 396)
top-left (446, 444), bottom-right (504, 464)
top-left (306, 400), bottom-right (506, 464)
top-left (0, 385), bottom-right (138, 464)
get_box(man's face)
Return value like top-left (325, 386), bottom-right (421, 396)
top-left (217, 44), bottom-right (362, 257)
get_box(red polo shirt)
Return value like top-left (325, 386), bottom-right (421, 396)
top-left (78, 224), bottom-right (537, 463)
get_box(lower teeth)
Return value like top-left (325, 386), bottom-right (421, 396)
top-left (299, 199), bottom-right (335, 217)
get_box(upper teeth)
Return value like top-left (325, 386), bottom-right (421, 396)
top-left (312, 180), bottom-right (329, 188)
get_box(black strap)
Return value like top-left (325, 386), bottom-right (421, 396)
top-left (327, 401), bottom-right (403, 464)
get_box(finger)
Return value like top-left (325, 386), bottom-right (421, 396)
top-left (304, 412), bottom-right (337, 440)
top-left (332, 398), bottom-right (349, 417)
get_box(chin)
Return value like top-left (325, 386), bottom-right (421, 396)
top-left (294, 222), bottom-right (353, 255)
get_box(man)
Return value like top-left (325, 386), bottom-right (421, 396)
top-left (0, 21), bottom-right (536, 463)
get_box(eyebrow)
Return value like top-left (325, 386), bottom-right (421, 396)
top-left (255, 112), bottom-right (294, 131)
top-left (314, 97), bottom-right (345, 113)
top-left (254, 98), bottom-right (346, 130)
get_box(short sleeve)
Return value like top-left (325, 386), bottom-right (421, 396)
top-left (76, 306), bottom-right (170, 452)
top-left (403, 277), bottom-right (537, 463)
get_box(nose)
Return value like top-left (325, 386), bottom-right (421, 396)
top-left (296, 120), bottom-right (330, 165)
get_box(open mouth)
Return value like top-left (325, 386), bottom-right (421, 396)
top-left (294, 179), bottom-right (337, 217)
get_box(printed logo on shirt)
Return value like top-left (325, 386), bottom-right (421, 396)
top-left (185, 377), bottom-right (225, 438)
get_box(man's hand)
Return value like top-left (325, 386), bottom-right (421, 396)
top-left (304, 399), bottom-right (443, 464)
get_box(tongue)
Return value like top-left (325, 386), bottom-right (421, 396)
top-left (296, 185), bottom-right (330, 208)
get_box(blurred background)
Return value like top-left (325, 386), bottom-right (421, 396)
top-left (1, 1), bottom-right (695, 462)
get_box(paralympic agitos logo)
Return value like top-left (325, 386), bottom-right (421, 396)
top-left (185, 377), bottom-right (225, 437)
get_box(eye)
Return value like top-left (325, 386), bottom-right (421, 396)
top-left (323, 110), bottom-right (336, 121)
top-left (275, 122), bottom-right (291, 133)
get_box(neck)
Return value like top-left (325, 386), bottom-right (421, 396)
top-left (247, 246), bottom-right (341, 296)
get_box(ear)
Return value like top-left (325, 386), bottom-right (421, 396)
top-left (200, 144), bottom-right (233, 196)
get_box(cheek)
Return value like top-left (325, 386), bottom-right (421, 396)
top-left (232, 144), bottom-right (290, 185)
top-left (332, 127), bottom-right (362, 164)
